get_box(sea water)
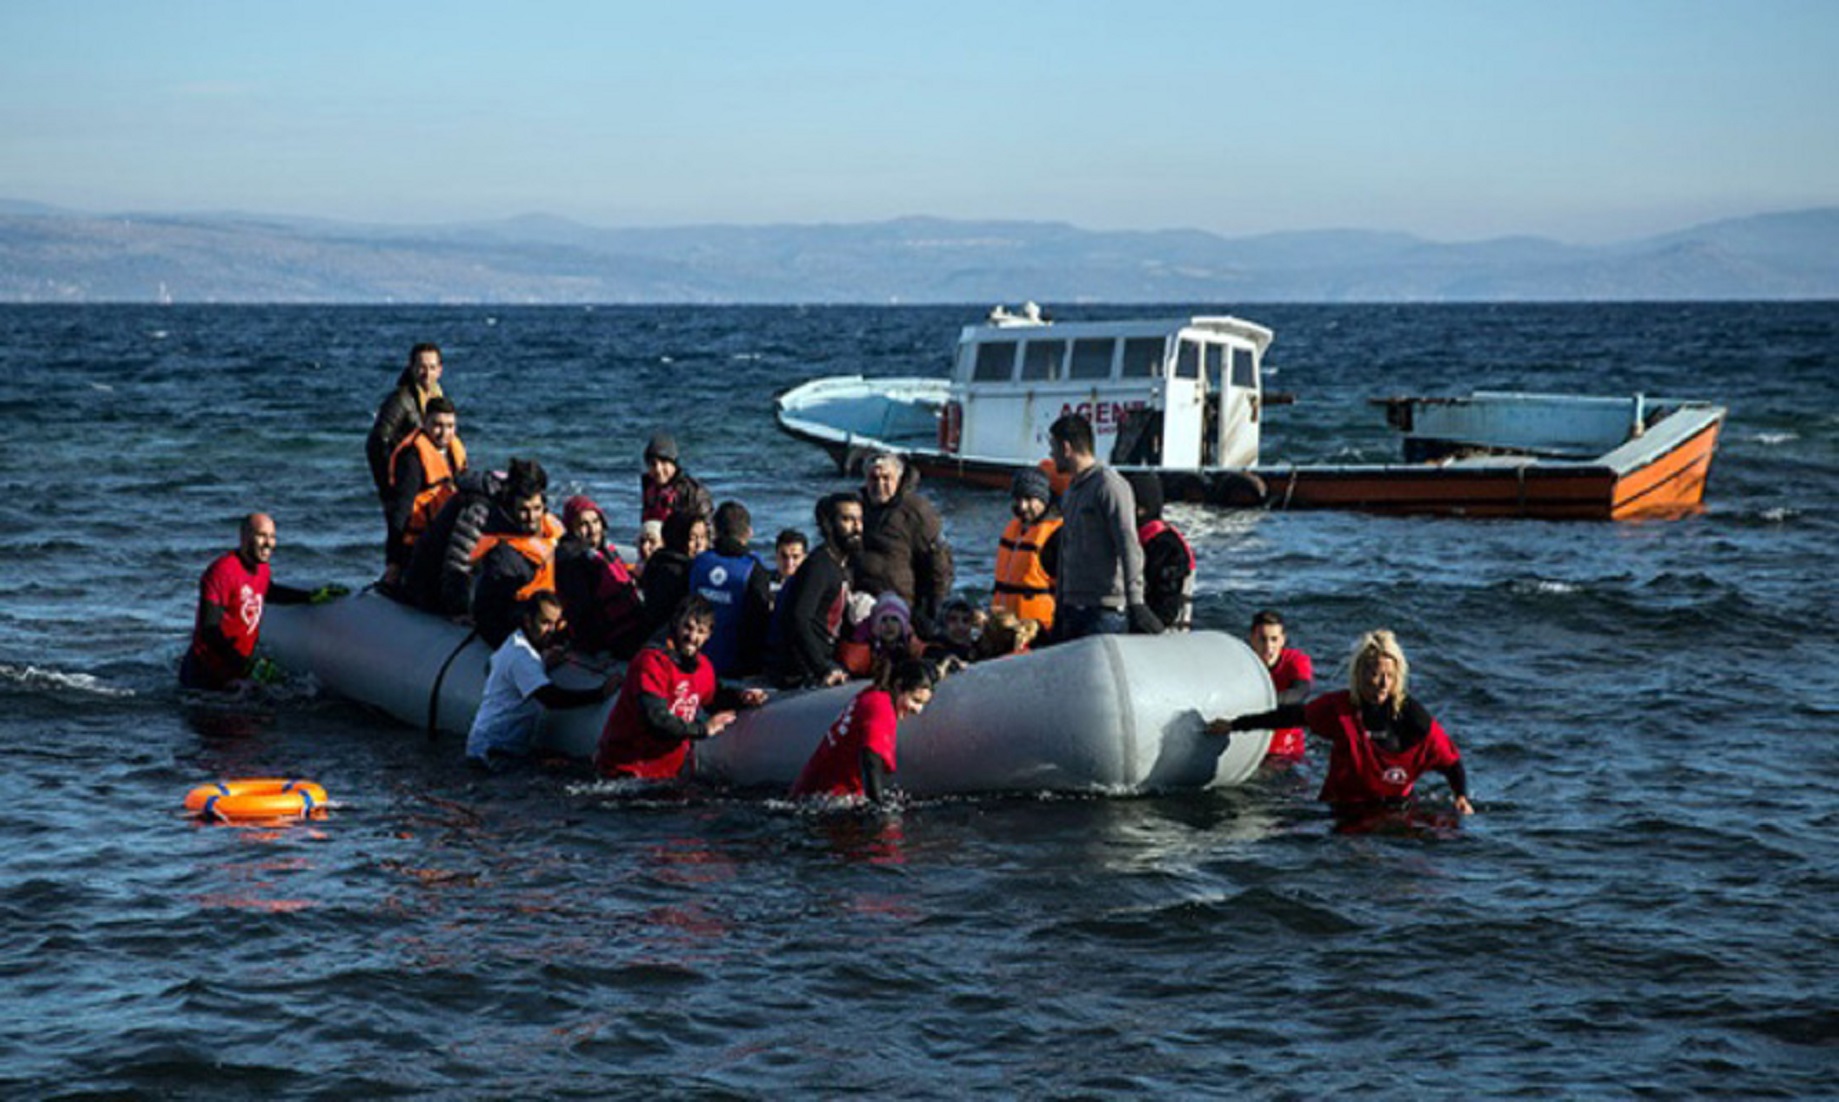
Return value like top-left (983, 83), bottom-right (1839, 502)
top-left (1, 303), bottom-right (1835, 1097)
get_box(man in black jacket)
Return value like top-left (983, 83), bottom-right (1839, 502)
top-left (855, 452), bottom-right (953, 638)
top-left (767, 492), bottom-right (863, 689)
top-left (365, 343), bottom-right (445, 500)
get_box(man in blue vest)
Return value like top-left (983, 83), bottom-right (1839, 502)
top-left (688, 500), bottom-right (775, 679)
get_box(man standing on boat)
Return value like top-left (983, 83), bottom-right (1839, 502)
top-left (179, 513), bottom-right (315, 691)
top-left (366, 343), bottom-right (446, 504)
top-left (1046, 414), bottom-right (1162, 642)
top-left (855, 452), bottom-right (954, 638)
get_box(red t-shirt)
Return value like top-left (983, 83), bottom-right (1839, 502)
top-left (185, 552), bottom-right (271, 688)
top-left (1304, 690), bottom-right (1461, 807)
top-left (594, 645), bottom-right (717, 779)
top-left (1263, 647), bottom-right (1315, 761)
top-left (791, 688), bottom-right (899, 799)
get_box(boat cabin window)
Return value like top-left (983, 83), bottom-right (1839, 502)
top-left (973, 341), bottom-right (1018, 382)
top-left (1175, 340), bottom-right (1202, 381)
top-left (1021, 340), bottom-right (1065, 381)
top-left (1121, 337), bottom-right (1165, 378)
top-left (1229, 347), bottom-right (1258, 389)
top-left (1069, 338), bottom-right (1115, 380)
top-left (1204, 344), bottom-right (1225, 389)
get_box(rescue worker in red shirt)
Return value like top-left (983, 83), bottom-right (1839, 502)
top-left (384, 396), bottom-right (467, 583)
top-left (991, 467), bottom-right (1061, 635)
top-left (594, 596), bottom-right (768, 781)
top-left (1210, 629), bottom-right (1473, 819)
top-left (791, 658), bottom-right (936, 805)
top-left (179, 513), bottom-right (314, 691)
top-left (1248, 609), bottom-right (1315, 764)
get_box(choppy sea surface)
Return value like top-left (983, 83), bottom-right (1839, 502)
top-left (1, 302), bottom-right (1836, 1099)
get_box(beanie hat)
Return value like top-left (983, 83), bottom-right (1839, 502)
top-left (644, 431), bottom-right (679, 463)
top-left (870, 591), bottom-right (913, 635)
top-left (1011, 466), bottom-right (1052, 504)
top-left (562, 494), bottom-right (602, 530)
top-left (1125, 472), bottom-right (1164, 520)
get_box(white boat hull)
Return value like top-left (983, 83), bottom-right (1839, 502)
top-left (263, 591), bottom-right (1275, 795)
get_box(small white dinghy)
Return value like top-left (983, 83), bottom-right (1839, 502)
top-left (263, 591), bottom-right (1275, 795)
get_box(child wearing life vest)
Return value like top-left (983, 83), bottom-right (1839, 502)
top-left (838, 591), bottom-right (924, 682)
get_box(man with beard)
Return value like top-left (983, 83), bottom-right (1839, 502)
top-left (465, 591), bottom-right (618, 770)
top-left (766, 492), bottom-right (863, 689)
top-left (594, 596), bottom-right (768, 780)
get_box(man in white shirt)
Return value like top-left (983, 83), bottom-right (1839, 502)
top-left (466, 590), bottom-right (615, 769)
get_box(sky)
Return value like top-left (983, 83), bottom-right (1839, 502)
top-left (2, 0), bottom-right (1836, 243)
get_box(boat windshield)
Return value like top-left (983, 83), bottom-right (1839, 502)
top-left (1121, 337), bottom-right (1165, 378)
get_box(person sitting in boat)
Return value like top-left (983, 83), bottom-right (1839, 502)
top-left (1248, 609), bottom-right (1314, 765)
top-left (1045, 413), bottom-right (1161, 641)
top-left (766, 492), bottom-right (863, 689)
top-left (771, 527), bottom-right (808, 603)
top-left (920, 594), bottom-right (981, 674)
top-left (594, 595), bottom-right (768, 780)
top-left (790, 658), bottom-right (936, 807)
top-left (838, 591), bottom-right (925, 682)
top-left (640, 431), bottom-right (713, 525)
top-left (1207, 629), bottom-right (1474, 821)
top-left (973, 607), bottom-right (1040, 661)
top-left (470, 471), bottom-right (565, 649)
top-left (366, 342), bottom-right (446, 509)
top-left (855, 451), bottom-right (954, 639)
top-left (554, 494), bottom-right (648, 661)
top-left (465, 590), bottom-right (618, 771)
top-left (991, 466), bottom-right (1061, 636)
top-left (383, 396), bottom-right (467, 585)
top-left (179, 513), bottom-right (317, 692)
top-left (632, 519), bottom-right (665, 579)
top-left (401, 457), bottom-right (542, 616)
top-left (689, 500), bottom-right (775, 679)
top-left (1125, 473), bottom-right (1194, 632)
top-left (639, 508), bottom-right (711, 639)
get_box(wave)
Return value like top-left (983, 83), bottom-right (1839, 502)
top-left (0, 664), bottom-right (136, 698)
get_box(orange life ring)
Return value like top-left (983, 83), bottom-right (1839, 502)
top-left (185, 778), bottom-right (329, 822)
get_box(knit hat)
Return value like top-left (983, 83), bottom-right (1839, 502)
top-left (1011, 466), bottom-right (1052, 504)
top-left (1125, 472), bottom-right (1164, 520)
top-left (870, 591), bottom-right (913, 635)
top-left (562, 494), bottom-right (602, 530)
top-left (644, 431), bottom-right (679, 463)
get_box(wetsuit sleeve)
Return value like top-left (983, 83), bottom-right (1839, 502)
top-left (268, 582), bottom-right (313, 605)
top-left (533, 683), bottom-right (604, 710)
top-left (860, 749), bottom-right (890, 805)
top-left (640, 692), bottom-right (710, 741)
top-left (1275, 678), bottom-right (1312, 706)
top-left (1440, 760), bottom-right (1469, 801)
top-left (1230, 703), bottom-right (1306, 731)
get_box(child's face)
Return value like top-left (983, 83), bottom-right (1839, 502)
top-left (943, 609), bottom-right (978, 646)
top-left (874, 613), bottom-right (906, 643)
top-left (776, 542), bottom-right (806, 578)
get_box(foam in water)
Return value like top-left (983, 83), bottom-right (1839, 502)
top-left (0, 664), bottom-right (135, 698)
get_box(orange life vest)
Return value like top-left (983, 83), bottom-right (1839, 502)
top-left (469, 513), bottom-right (563, 601)
top-left (389, 430), bottom-right (469, 548)
top-left (992, 515), bottom-right (1062, 630)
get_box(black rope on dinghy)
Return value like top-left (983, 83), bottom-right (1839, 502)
top-left (428, 629), bottom-right (479, 740)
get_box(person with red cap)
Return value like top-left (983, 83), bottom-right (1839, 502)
top-left (554, 494), bottom-right (649, 660)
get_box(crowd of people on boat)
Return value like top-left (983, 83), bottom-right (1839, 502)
top-left (182, 342), bottom-right (1473, 819)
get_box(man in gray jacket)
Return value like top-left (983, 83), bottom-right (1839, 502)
top-left (1047, 413), bottom-right (1163, 642)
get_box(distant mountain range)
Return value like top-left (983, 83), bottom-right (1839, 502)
top-left (2, 201), bottom-right (1836, 303)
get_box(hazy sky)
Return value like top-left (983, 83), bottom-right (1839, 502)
top-left (3, 0), bottom-right (1835, 243)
